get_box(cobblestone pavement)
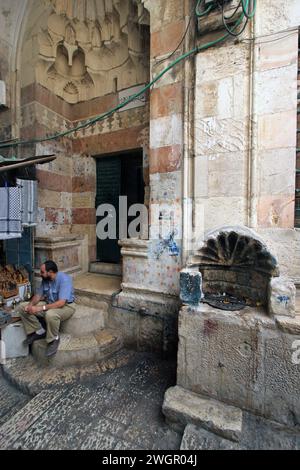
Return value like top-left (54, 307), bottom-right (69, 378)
top-left (0, 371), bottom-right (29, 427)
top-left (0, 353), bottom-right (182, 450)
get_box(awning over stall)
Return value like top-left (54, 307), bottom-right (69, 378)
top-left (0, 154), bottom-right (56, 172)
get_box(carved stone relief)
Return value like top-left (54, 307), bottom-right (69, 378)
top-left (36, 0), bottom-right (150, 103)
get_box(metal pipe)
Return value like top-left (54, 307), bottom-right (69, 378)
top-left (0, 156), bottom-right (56, 173)
top-left (182, 0), bottom-right (195, 265)
top-left (248, 2), bottom-right (258, 228)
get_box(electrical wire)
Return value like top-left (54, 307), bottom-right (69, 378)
top-left (241, 31), bottom-right (298, 46)
top-left (153, 14), bottom-right (193, 68)
top-left (221, 0), bottom-right (257, 38)
top-left (222, 0), bottom-right (248, 37)
top-left (223, 1), bottom-right (243, 21)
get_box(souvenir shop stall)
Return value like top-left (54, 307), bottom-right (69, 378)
top-left (0, 154), bottom-right (55, 359)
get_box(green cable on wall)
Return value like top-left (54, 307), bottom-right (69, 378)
top-left (195, 0), bottom-right (214, 18)
top-left (0, 1), bottom-right (255, 151)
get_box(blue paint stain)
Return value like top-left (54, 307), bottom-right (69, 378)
top-left (152, 231), bottom-right (180, 259)
top-left (168, 241), bottom-right (180, 256)
top-left (277, 295), bottom-right (290, 306)
top-left (166, 232), bottom-right (180, 256)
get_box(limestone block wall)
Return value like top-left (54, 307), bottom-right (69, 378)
top-left (193, 0), bottom-right (300, 282)
top-left (177, 304), bottom-right (300, 427)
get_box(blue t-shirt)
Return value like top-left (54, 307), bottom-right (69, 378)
top-left (37, 272), bottom-right (75, 304)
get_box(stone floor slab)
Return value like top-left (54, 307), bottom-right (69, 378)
top-left (163, 385), bottom-right (243, 442)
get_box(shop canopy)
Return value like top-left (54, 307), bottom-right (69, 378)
top-left (0, 154), bottom-right (56, 173)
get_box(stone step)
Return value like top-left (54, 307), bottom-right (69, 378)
top-left (61, 304), bottom-right (108, 337)
top-left (74, 273), bottom-right (121, 306)
top-left (2, 350), bottom-right (135, 396)
top-left (180, 424), bottom-right (241, 450)
top-left (74, 289), bottom-right (113, 309)
top-left (32, 329), bottom-right (123, 368)
top-left (90, 262), bottom-right (121, 276)
top-left (162, 385), bottom-right (243, 442)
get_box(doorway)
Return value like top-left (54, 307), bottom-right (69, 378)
top-left (95, 150), bottom-right (144, 264)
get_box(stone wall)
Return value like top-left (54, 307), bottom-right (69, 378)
top-left (177, 303), bottom-right (300, 427)
top-left (16, 0), bottom-right (150, 262)
top-left (193, 0), bottom-right (300, 282)
top-left (0, 0), bottom-right (26, 147)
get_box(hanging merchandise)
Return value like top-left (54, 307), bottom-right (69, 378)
top-left (0, 186), bottom-right (23, 240)
top-left (16, 179), bottom-right (38, 227)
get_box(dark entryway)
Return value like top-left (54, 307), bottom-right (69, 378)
top-left (95, 150), bottom-right (144, 263)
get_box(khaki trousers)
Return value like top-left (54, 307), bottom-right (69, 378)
top-left (17, 301), bottom-right (75, 344)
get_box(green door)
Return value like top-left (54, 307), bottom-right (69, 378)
top-left (96, 157), bottom-right (121, 263)
top-left (96, 151), bottom-right (144, 263)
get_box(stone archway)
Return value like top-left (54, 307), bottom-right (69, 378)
top-left (15, 0), bottom-right (151, 267)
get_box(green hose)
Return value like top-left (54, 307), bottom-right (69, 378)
top-left (195, 0), bottom-right (213, 18)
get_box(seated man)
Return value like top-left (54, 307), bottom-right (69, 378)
top-left (18, 260), bottom-right (75, 358)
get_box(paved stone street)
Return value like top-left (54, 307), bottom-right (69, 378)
top-left (0, 353), bottom-right (182, 450)
top-left (1, 350), bottom-right (300, 450)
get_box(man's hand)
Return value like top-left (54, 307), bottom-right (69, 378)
top-left (25, 305), bottom-right (43, 315)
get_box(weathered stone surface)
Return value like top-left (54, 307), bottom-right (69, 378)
top-left (195, 117), bottom-right (247, 155)
top-left (256, 31), bottom-right (298, 72)
top-left (177, 304), bottom-right (300, 427)
top-left (151, 21), bottom-right (184, 58)
top-left (162, 385), bottom-right (243, 442)
top-left (150, 114), bottom-right (182, 149)
top-left (150, 171), bottom-right (182, 203)
top-left (180, 269), bottom-right (202, 305)
top-left (0, 353), bottom-right (180, 450)
top-left (61, 304), bottom-right (107, 337)
top-left (255, 65), bottom-right (297, 116)
top-left (32, 329), bottom-right (123, 368)
top-left (275, 316), bottom-right (300, 335)
top-left (2, 351), bottom-right (135, 396)
top-left (150, 145), bottom-right (182, 174)
top-left (257, 229), bottom-right (300, 283)
top-left (180, 413), bottom-right (300, 450)
top-left (257, 195), bottom-right (295, 229)
top-left (258, 148), bottom-right (296, 197)
top-left (150, 83), bottom-right (183, 119)
top-left (0, 373), bottom-right (29, 427)
top-left (258, 110), bottom-right (296, 150)
top-left (258, 0), bottom-right (300, 35)
top-left (180, 424), bottom-right (241, 450)
top-left (269, 277), bottom-right (296, 317)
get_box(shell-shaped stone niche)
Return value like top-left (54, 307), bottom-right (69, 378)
top-left (189, 227), bottom-right (279, 307)
top-left (193, 228), bottom-right (279, 277)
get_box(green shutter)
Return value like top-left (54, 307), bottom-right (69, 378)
top-left (96, 157), bottom-right (121, 263)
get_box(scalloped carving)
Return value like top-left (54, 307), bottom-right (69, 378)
top-left (63, 81), bottom-right (78, 95)
top-left (188, 227), bottom-right (280, 307)
top-left (190, 227), bottom-right (279, 277)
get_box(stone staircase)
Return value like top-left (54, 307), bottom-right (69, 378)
top-left (31, 273), bottom-right (123, 368)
